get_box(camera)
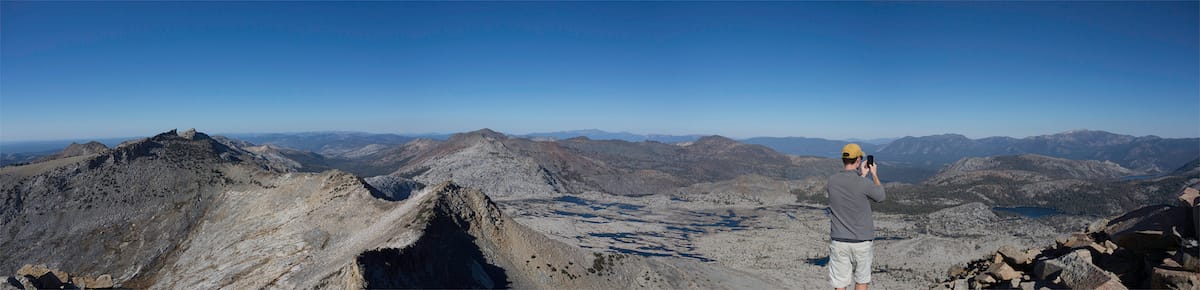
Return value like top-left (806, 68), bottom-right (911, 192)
top-left (866, 155), bottom-right (874, 167)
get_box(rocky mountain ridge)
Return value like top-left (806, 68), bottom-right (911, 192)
top-left (878, 129), bottom-right (1199, 174)
top-left (932, 154), bottom-right (1138, 184)
top-left (0, 129), bottom-right (771, 289)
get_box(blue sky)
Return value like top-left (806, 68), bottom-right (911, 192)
top-left (2, 2), bottom-right (1197, 141)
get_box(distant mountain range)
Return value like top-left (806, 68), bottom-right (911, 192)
top-left (875, 130), bottom-right (1199, 174)
top-left (518, 129), bottom-right (705, 144)
top-left (5, 129), bottom-right (1196, 177)
top-left (8, 127), bottom-right (1199, 234)
top-left (221, 132), bottom-right (429, 155)
top-left (881, 154), bottom-right (1198, 216)
top-left (740, 137), bottom-right (880, 158)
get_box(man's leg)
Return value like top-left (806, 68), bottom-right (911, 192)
top-left (851, 241), bottom-right (874, 290)
top-left (828, 241), bottom-right (853, 290)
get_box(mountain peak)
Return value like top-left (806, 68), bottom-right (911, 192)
top-left (107, 128), bottom-right (247, 165)
top-left (931, 133), bottom-right (970, 139)
top-left (62, 141), bottom-right (108, 155)
top-left (179, 128), bottom-right (212, 141)
top-left (30, 141), bottom-right (111, 163)
top-left (1060, 128), bottom-right (1099, 134)
top-left (694, 135), bottom-right (738, 146)
top-left (1056, 129), bottom-right (1109, 135)
top-left (454, 128), bottom-right (507, 140)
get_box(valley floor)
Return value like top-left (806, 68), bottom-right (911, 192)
top-left (502, 192), bottom-right (1100, 289)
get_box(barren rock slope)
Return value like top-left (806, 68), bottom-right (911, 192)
top-left (0, 129), bottom-right (770, 289)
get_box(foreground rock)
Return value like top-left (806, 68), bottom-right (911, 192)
top-left (2, 264), bottom-right (113, 289)
top-left (933, 181), bottom-right (1200, 289)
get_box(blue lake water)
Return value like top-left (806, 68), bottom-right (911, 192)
top-left (992, 206), bottom-right (1061, 218)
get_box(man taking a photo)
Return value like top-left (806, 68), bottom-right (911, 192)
top-left (827, 143), bottom-right (886, 290)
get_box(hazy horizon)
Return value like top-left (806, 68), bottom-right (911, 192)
top-left (3, 2), bottom-right (1198, 141)
top-left (0, 127), bottom-right (1190, 145)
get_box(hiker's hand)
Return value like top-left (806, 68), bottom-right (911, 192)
top-left (868, 162), bottom-right (878, 176)
top-left (859, 159), bottom-right (868, 177)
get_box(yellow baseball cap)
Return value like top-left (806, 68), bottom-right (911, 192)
top-left (841, 143), bottom-right (864, 159)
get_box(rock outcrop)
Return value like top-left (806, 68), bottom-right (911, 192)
top-left (364, 175), bottom-right (424, 201)
top-left (933, 181), bottom-right (1200, 289)
top-left (2, 264), bottom-right (113, 289)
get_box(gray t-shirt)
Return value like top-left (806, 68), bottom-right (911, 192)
top-left (827, 170), bottom-right (886, 241)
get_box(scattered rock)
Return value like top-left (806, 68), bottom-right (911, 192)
top-left (998, 245), bottom-right (1033, 265)
top-left (71, 276), bottom-right (92, 288)
top-left (1057, 233), bottom-right (1094, 249)
top-left (1103, 240), bottom-right (1118, 252)
top-left (1088, 218), bottom-right (1111, 234)
top-left (1019, 281), bottom-right (1035, 290)
top-left (0, 277), bottom-right (16, 290)
top-left (15, 264), bottom-right (47, 278)
top-left (1025, 248), bottom-right (1042, 260)
top-left (1096, 248), bottom-right (1142, 284)
top-left (4, 276), bottom-right (36, 290)
top-left (71, 274), bottom-right (114, 289)
top-left (9, 264), bottom-right (113, 289)
top-left (948, 265), bottom-right (967, 277)
top-left (1175, 250), bottom-right (1200, 272)
top-left (1049, 250), bottom-right (1127, 290)
top-left (986, 261), bottom-right (1021, 280)
top-left (1151, 266), bottom-right (1200, 289)
top-left (92, 274), bottom-right (114, 288)
top-left (1103, 205), bottom-right (1193, 252)
top-left (975, 272), bottom-right (997, 284)
top-left (952, 278), bottom-right (968, 290)
top-left (1089, 241), bottom-right (1114, 255)
top-left (1032, 257), bottom-right (1063, 281)
top-left (1179, 187), bottom-right (1200, 207)
top-left (969, 272), bottom-right (997, 289)
top-left (15, 264), bottom-right (68, 289)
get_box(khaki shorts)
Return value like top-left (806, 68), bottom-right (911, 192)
top-left (828, 240), bottom-right (873, 288)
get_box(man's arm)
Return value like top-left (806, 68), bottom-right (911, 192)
top-left (866, 164), bottom-right (885, 202)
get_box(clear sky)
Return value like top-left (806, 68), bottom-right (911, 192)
top-left (2, 1), bottom-right (1197, 141)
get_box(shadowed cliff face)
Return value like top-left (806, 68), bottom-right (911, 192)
top-left (356, 183), bottom-right (509, 289)
top-left (357, 213), bottom-right (509, 289)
